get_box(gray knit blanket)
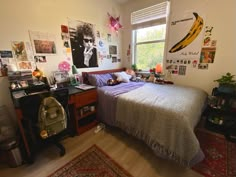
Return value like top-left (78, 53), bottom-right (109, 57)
top-left (115, 83), bottom-right (207, 166)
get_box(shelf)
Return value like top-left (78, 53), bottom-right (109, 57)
top-left (205, 119), bottom-right (225, 134)
top-left (71, 88), bottom-right (98, 135)
top-left (77, 115), bottom-right (97, 135)
top-left (204, 87), bottom-right (236, 135)
top-left (78, 110), bottom-right (96, 120)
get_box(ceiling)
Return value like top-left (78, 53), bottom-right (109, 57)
top-left (114, 0), bottom-right (134, 4)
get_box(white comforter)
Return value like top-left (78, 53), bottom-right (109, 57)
top-left (115, 83), bottom-right (207, 166)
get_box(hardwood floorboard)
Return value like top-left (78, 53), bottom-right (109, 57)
top-left (0, 126), bottom-right (203, 177)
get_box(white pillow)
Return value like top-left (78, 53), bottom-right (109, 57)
top-left (114, 71), bottom-right (131, 83)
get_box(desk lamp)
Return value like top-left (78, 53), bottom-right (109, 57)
top-left (32, 66), bottom-right (43, 85)
top-left (72, 65), bottom-right (78, 74)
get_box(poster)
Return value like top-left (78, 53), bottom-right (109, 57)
top-left (167, 11), bottom-right (205, 60)
top-left (11, 41), bottom-right (28, 60)
top-left (68, 19), bottom-right (98, 68)
top-left (29, 31), bottom-right (57, 55)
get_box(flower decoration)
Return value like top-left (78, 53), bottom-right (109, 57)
top-left (58, 61), bottom-right (71, 72)
top-left (149, 68), bottom-right (156, 74)
top-left (108, 13), bottom-right (123, 32)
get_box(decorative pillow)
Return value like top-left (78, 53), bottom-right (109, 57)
top-left (126, 69), bottom-right (136, 76)
top-left (88, 73), bottom-right (113, 87)
top-left (113, 71), bottom-right (131, 83)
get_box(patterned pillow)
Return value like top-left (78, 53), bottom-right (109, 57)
top-left (88, 73), bottom-right (113, 87)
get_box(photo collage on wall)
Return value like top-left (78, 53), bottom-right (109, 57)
top-left (166, 10), bottom-right (206, 76)
top-left (0, 30), bottom-right (59, 75)
top-left (166, 24), bottom-right (217, 75)
top-left (29, 30), bottom-right (58, 66)
top-left (96, 26), bottom-right (121, 64)
top-left (198, 26), bottom-right (217, 70)
top-left (0, 41), bottom-right (35, 72)
top-left (165, 3), bottom-right (218, 76)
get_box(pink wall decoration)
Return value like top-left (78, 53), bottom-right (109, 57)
top-left (58, 61), bottom-right (71, 72)
top-left (108, 13), bottom-right (123, 32)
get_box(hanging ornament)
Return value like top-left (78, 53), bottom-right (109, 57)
top-left (108, 13), bottom-right (123, 32)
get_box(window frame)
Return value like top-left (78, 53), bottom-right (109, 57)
top-left (132, 25), bottom-right (167, 71)
top-left (131, 1), bottom-right (169, 71)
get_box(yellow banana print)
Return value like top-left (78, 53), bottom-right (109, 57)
top-left (169, 12), bottom-right (204, 53)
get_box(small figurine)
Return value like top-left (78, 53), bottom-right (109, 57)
top-left (148, 73), bottom-right (155, 82)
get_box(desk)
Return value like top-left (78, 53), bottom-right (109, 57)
top-left (12, 86), bottom-right (97, 162)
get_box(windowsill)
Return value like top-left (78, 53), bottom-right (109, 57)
top-left (135, 71), bottom-right (150, 74)
top-left (135, 71), bottom-right (150, 77)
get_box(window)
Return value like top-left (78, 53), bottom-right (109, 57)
top-left (131, 1), bottom-right (169, 71)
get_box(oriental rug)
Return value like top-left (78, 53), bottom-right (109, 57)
top-left (192, 129), bottom-right (236, 177)
top-left (47, 144), bottom-right (133, 177)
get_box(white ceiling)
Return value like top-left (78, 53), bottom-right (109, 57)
top-left (114, 0), bottom-right (134, 4)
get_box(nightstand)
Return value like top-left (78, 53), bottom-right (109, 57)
top-left (203, 87), bottom-right (236, 142)
top-left (70, 88), bottom-right (98, 135)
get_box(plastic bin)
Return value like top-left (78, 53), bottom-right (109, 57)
top-left (0, 105), bottom-right (16, 143)
top-left (0, 138), bottom-right (22, 167)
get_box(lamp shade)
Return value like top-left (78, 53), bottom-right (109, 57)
top-left (32, 66), bottom-right (43, 80)
top-left (156, 64), bottom-right (163, 73)
top-left (72, 65), bottom-right (78, 74)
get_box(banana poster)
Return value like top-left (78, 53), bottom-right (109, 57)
top-left (167, 11), bottom-right (205, 60)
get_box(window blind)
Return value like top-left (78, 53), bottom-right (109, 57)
top-left (131, 1), bottom-right (169, 29)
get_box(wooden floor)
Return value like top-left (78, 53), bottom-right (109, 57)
top-left (0, 126), bottom-right (203, 177)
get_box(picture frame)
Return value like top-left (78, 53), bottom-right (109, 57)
top-left (53, 71), bottom-right (69, 83)
top-left (20, 80), bottom-right (29, 88)
top-left (29, 30), bottom-right (57, 56)
top-left (74, 73), bottom-right (83, 84)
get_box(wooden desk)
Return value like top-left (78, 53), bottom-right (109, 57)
top-left (13, 86), bottom-right (97, 163)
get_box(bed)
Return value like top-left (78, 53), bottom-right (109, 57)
top-left (82, 68), bottom-right (208, 167)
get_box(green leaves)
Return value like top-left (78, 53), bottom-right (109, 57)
top-left (214, 72), bottom-right (236, 88)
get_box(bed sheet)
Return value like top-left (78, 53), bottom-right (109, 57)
top-left (97, 82), bottom-right (207, 167)
top-left (97, 81), bottom-right (145, 126)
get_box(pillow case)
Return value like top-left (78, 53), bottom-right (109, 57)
top-left (88, 73), bottom-right (113, 87)
top-left (113, 71), bottom-right (132, 83)
top-left (126, 69), bottom-right (136, 76)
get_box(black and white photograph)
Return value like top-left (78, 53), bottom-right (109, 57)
top-left (109, 45), bottom-right (117, 55)
top-left (34, 56), bottom-right (47, 63)
top-left (68, 19), bottom-right (98, 68)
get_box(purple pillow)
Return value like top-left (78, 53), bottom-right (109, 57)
top-left (88, 73), bottom-right (113, 87)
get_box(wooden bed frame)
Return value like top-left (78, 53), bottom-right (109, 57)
top-left (82, 68), bottom-right (126, 84)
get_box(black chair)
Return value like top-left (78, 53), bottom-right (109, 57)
top-left (19, 88), bottom-right (69, 162)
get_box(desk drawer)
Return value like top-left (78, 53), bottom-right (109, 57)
top-left (75, 90), bottom-right (97, 107)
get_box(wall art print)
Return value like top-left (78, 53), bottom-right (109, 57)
top-left (167, 11), bottom-right (205, 60)
top-left (29, 31), bottom-right (57, 55)
top-left (68, 19), bottom-right (98, 68)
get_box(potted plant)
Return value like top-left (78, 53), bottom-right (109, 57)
top-left (214, 72), bottom-right (236, 94)
top-left (131, 64), bottom-right (137, 71)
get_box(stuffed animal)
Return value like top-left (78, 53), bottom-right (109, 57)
top-left (148, 73), bottom-right (155, 82)
top-left (107, 78), bottom-right (120, 86)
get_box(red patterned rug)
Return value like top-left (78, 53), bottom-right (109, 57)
top-left (47, 144), bottom-right (133, 177)
top-left (192, 129), bottom-right (236, 177)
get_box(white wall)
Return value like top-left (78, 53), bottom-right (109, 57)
top-left (0, 0), bottom-right (123, 120)
top-left (122, 0), bottom-right (236, 94)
